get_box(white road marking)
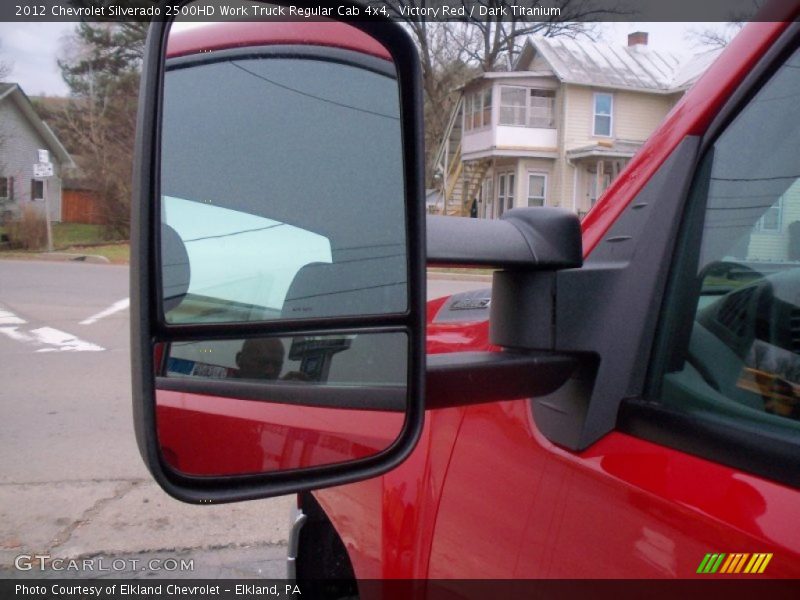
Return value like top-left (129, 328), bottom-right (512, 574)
top-left (80, 298), bottom-right (130, 325)
top-left (0, 326), bottom-right (35, 343)
top-left (0, 310), bottom-right (26, 325)
top-left (31, 327), bottom-right (104, 352)
top-left (0, 307), bottom-right (105, 352)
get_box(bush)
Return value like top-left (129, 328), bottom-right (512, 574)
top-left (6, 204), bottom-right (48, 250)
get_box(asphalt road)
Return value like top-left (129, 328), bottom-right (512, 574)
top-left (0, 259), bottom-right (488, 580)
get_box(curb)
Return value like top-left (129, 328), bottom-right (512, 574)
top-left (37, 252), bottom-right (111, 264)
top-left (0, 252), bottom-right (111, 265)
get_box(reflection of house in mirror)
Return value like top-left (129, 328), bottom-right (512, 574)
top-left (744, 180), bottom-right (800, 263)
top-left (434, 33), bottom-right (720, 218)
top-left (0, 83), bottom-right (73, 223)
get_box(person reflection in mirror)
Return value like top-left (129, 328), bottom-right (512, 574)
top-left (234, 338), bottom-right (286, 380)
top-left (234, 338), bottom-right (311, 381)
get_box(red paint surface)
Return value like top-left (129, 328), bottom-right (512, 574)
top-left (166, 21), bottom-right (391, 61)
top-left (156, 391), bottom-right (402, 476)
top-left (316, 16), bottom-right (800, 580)
top-left (158, 9), bottom-right (800, 579)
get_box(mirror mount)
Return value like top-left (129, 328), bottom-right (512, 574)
top-left (427, 208), bottom-right (582, 352)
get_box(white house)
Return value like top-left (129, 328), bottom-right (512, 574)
top-left (0, 83), bottom-right (74, 223)
top-left (435, 32), bottom-right (720, 218)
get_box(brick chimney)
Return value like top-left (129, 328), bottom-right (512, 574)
top-left (628, 31), bottom-right (648, 47)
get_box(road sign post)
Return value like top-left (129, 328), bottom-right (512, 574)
top-left (35, 150), bottom-right (54, 253)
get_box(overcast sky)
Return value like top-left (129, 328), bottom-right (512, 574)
top-left (0, 21), bottom-right (732, 97)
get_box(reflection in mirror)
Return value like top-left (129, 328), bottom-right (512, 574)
top-left (160, 17), bottom-right (407, 324)
top-left (156, 333), bottom-right (407, 476)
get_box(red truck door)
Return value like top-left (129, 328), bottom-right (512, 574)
top-left (427, 23), bottom-right (800, 578)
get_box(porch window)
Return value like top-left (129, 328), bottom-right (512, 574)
top-left (499, 87), bottom-right (527, 126)
top-left (528, 90), bottom-right (555, 128)
top-left (0, 176), bottom-right (13, 200)
top-left (31, 180), bottom-right (44, 200)
top-left (465, 88), bottom-right (492, 131)
top-left (593, 92), bottom-right (613, 137)
top-left (499, 86), bottom-right (555, 128)
top-left (482, 88), bottom-right (492, 128)
top-left (527, 174), bottom-right (546, 207)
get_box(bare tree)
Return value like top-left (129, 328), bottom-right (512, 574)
top-left (685, 23), bottom-right (745, 51)
top-left (0, 40), bottom-right (12, 81)
top-left (46, 22), bottom-right (147, 238)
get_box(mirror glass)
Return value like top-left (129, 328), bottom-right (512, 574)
top-left (154, 16), bottom-right (412, 478)
top-left (156, 332), bottom-right (407, 476)
top-left (160, 16), bottom-right (407, 324)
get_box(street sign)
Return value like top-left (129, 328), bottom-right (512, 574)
top-left (37, 149), bottom-right (50, 164)
top-left (33, 162), bottom-right (54, 178)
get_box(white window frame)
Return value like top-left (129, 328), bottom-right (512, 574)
top-left (463, 93), bottom-right (474, 131)
top-left (527, 172), bottom-right (547, 207)
top-left (464, 88), bottom-right (492, 131)
top-left (528, 90), bottom-right (556, 128)
top-left (593, 92), bottom-right (613, 137)
top-left (496, 171), bottom-right (516, 218)
top-left (755, 196), bottom-right (783, 233)
top-left (499, 86), bottom-right (555, 129)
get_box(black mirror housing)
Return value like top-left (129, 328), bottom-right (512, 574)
top-left (130, 10), bottom-right (426, 504)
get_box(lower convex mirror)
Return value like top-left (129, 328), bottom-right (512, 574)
top-left (155, 333), bottom-right (407, 476)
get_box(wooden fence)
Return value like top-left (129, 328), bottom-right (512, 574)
top-left (62, 190), bottom-right (105, 224)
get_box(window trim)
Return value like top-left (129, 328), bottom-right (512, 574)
top-left (592, 92), bottom-right (613, 138)
top-left (527, 172), bottom-right (547, 207)
top-left (754, 195), bottom-right (783, 233)
top-left (498, 85), bottom-right (555, 129)
top-left (464, 88), bottom-right (492, 132)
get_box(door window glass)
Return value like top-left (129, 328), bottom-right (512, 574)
top-left (659, 46), bottom-right (800, 430)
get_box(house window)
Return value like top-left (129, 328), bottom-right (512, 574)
top-left (499, 87), bottom-right (527, 126)
top-left (528, 90), bottom-right (555, 128)
top-left (464, 89), bottom-right (492, 131)
top-left (499, 86), bottom-right (555, 128)
top-left (527, 174), bottom-right (546, 207)
top-left (593, 92), bottom-right (613, 137)
top-left (755, 196), bottom-right (783, 232)
top-left (31, 180), bottom-right (44, 200)
top-left (0, 176), bottom-right (13, 200)
top-left (496, 172), bottom-right (515, 218)
top-left (482, 88), bottom-right (492, 128)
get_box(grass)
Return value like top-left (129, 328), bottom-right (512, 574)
top-left (52, 223), bottom-right (110, 248)
top-left (0, 222), bottom-right (130, 264)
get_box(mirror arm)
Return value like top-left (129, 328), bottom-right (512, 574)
top-left (426, 207), bottom-right (582, 270)
top-left (426, 352), bottom-right (577, 409)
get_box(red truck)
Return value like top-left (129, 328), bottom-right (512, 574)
top-left (131, 0), bottom-right (800, 589)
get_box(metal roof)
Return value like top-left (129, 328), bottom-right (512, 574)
top-left (522, 37), bottom-right (720, 94)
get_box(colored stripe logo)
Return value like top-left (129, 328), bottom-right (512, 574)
top-left (697, 553), bottom-right (772, 574)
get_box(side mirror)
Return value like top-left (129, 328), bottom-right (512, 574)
top-left (131, 7), bottom-right (426, 503)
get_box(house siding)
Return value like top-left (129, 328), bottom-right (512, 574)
top-left (561, 85), bottom-right (674, 149)
top-left (0, 96), bottom-right (63, 221)
top-left (746, 181), bottom-right (800, 262)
